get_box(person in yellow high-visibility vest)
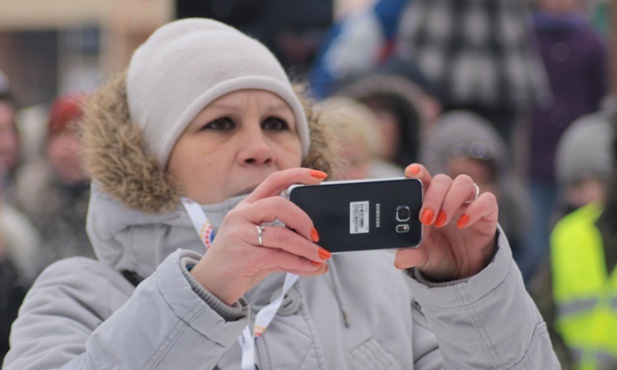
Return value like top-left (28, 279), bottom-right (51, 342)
top-left (552, 202), bottom-right (617, 370)
top-left (531, 112), bottom-right (615, 370)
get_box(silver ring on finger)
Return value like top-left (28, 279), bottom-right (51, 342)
top-left (464, 183), bottom-right (480, 205)
top-left (256, 225), bottom-right (265, 246)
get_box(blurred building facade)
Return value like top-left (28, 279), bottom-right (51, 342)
top-left (0, 0), bottom-right (343, 108)
top-left (0, 0), bottom-right (173, 107)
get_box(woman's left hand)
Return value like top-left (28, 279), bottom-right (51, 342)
top-left (394, 163), bottom-right (499, 281)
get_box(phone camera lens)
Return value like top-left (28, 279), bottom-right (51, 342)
top-left (396, 205), bottom-right (411, 222)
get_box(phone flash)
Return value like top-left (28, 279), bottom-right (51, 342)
top-left (395, 224), bottom-right (409, 233)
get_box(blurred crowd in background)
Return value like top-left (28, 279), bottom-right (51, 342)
top-left (0, 0), bottom-right (615, 368)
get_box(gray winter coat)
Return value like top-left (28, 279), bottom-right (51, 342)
top-left (3, 74), bottom-right (559, 370)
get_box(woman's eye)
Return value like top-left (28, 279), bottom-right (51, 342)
top-left (203, 117), bottom-right (235, 131)
top-left (262, 117), bottom-right (289, 131)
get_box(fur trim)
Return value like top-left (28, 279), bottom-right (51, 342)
top-left (81, 73), bottom-right (180, 213)
top-left (295, 84), bottom-right (339, 179)
top-left (81, 73), bottom-right (337, 214)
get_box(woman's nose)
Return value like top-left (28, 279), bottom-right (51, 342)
top-left (238, 129), bottom-right (274, 165)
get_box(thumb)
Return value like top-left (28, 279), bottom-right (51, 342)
top-left (394, 247), bottom-right (428, 270)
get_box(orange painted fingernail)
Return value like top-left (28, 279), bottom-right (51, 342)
top-left (318, 247), bottom-right (332, 260)
top-left (408, 164), bottom-right (421, 175)
top-left (420, 209), bottom-right (434, 225)
top-left (310, 169), bottom-right (328, 179)
top-left (435, 211), bottom-right (447, 227)
top-left (310, 260), bottom-right (323, 267)
top-left (310, 227), bottom-right (320, 242)
top-left (457, 214), bottom-right (470, 228)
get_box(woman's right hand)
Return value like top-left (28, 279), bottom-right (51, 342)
top-left (189, 168), bottom-right (331, 305)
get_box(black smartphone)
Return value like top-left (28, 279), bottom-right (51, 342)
top-left (287, 178), bottom-right (423, 253)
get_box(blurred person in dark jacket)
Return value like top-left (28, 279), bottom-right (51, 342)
top-left (176, 0), bottom-right (332, 77)
top-left (13, 93), bottom-right (94, 274)
top-left (526, 0), bottom-right (608, 282)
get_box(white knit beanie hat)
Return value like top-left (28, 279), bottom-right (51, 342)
top-left (127, 18), bottom-right (310, 168)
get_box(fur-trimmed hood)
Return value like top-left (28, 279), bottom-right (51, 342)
top-left (81, 72), bottom-right (337, 276)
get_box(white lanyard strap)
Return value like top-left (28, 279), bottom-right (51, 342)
top-left (181, 198), bottom-right (298, 370)
top-left (181, 197), bottom-right (214, 249)
top-left (238, 272), bottom-right (299, 370)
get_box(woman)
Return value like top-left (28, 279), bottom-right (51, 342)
top-left (3, 18), bottom-right (558, 369)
